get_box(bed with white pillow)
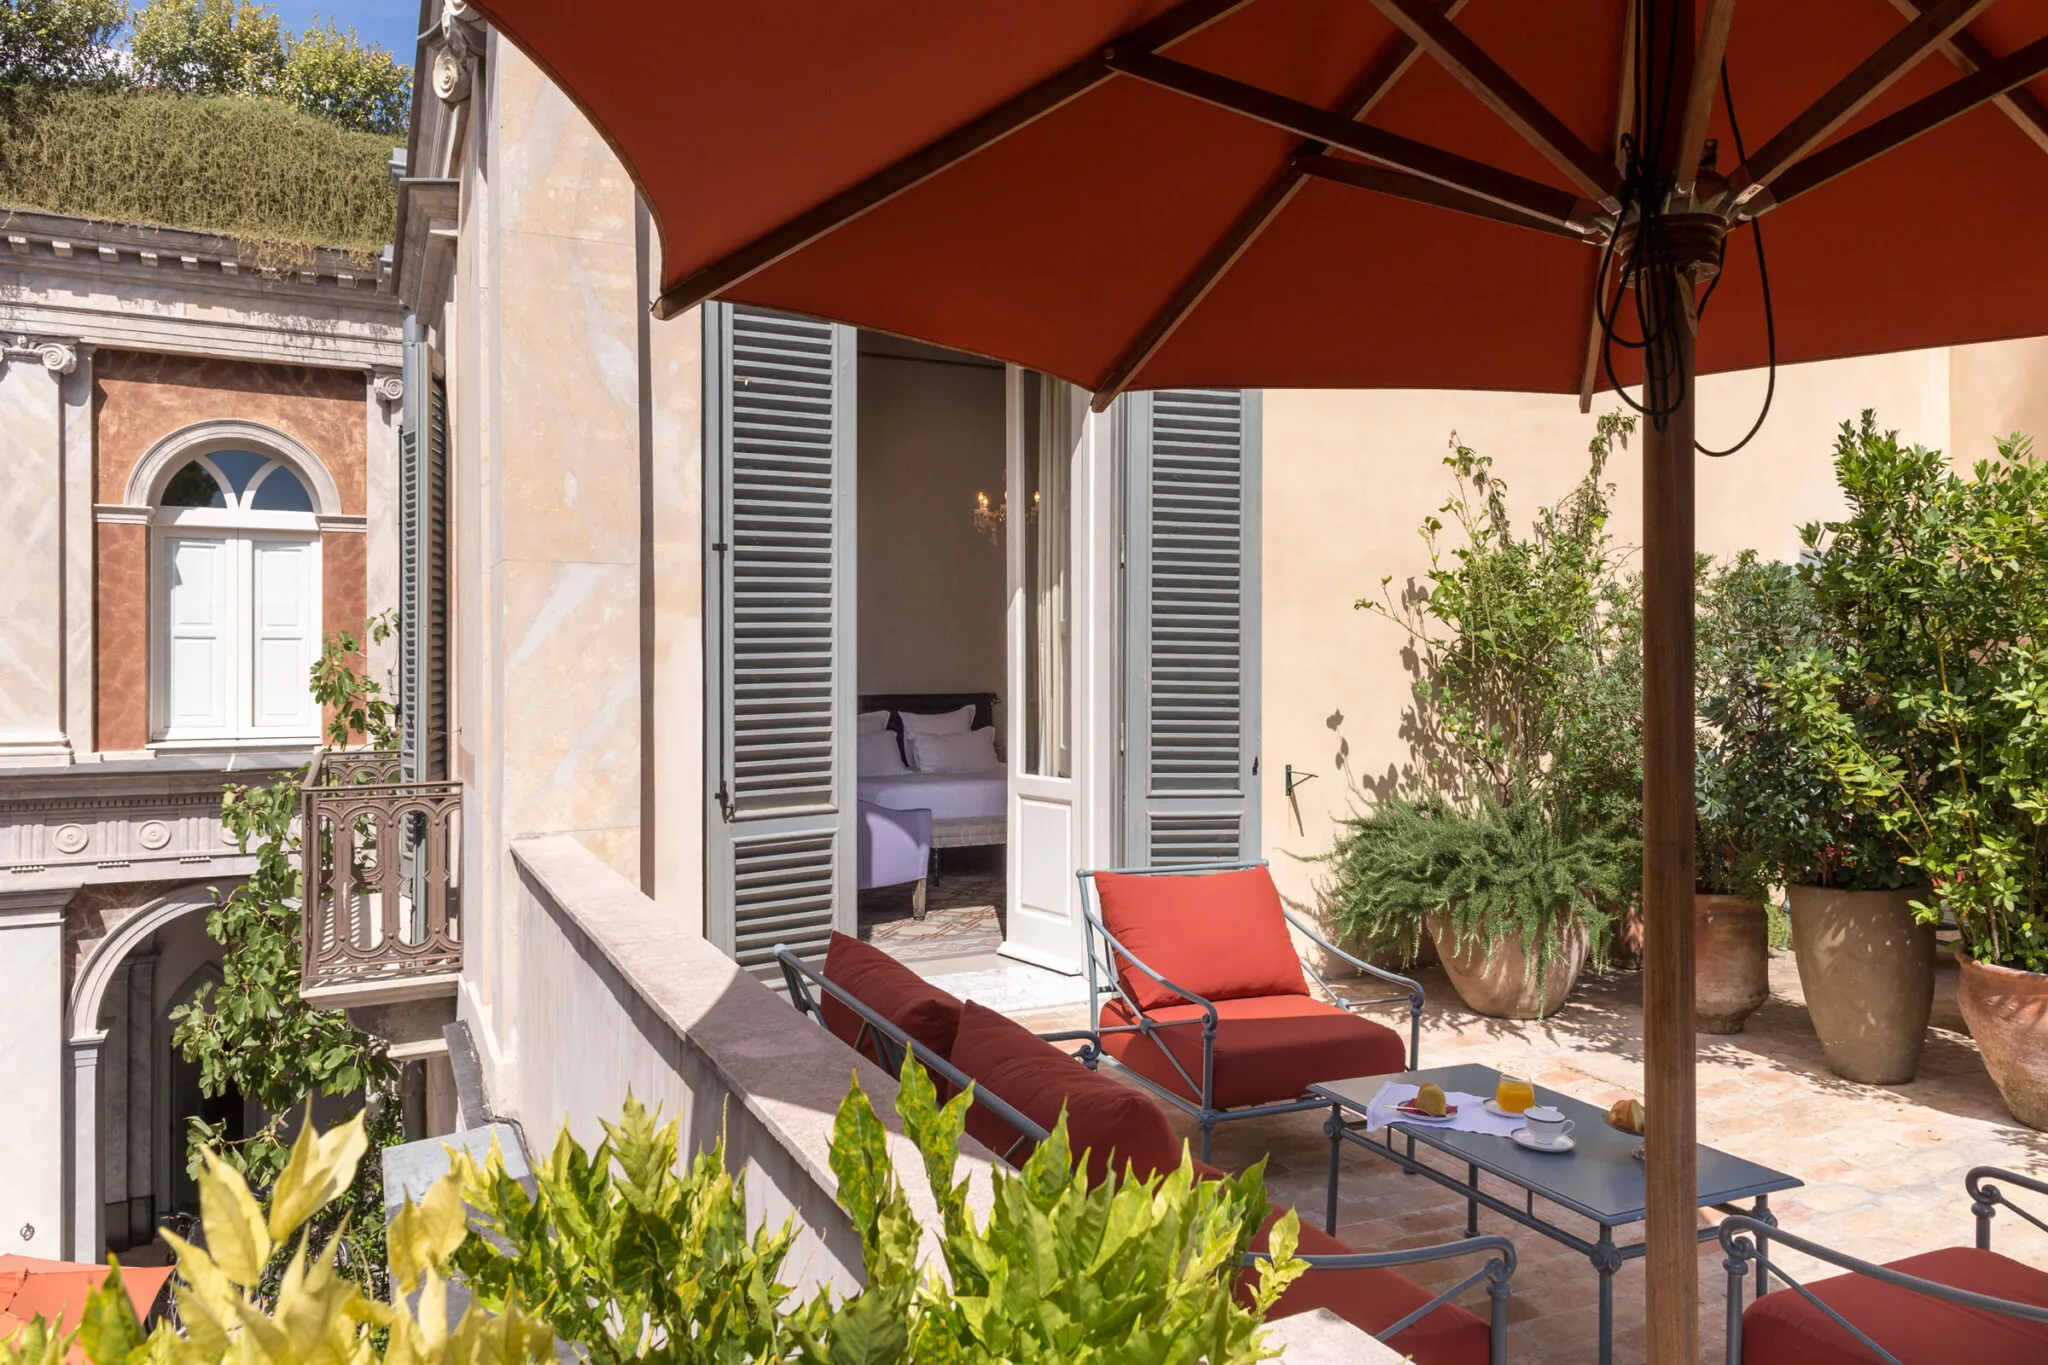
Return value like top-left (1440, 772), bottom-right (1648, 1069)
top-left (856, 692), bottom-right (1006, 849)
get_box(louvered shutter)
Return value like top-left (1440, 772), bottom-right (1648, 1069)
top-left (705, 305), bottom-right (857, 976)
top-left (399, 325), bottom-right (449, 781)
top-left (1121, 389), bottom-right (1262, 865)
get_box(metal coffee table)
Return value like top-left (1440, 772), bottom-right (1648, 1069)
top-left (1312, 1063), bottom-right (1802, 1365)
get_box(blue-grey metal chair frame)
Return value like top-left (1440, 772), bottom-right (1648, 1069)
top-left (1718, 1166), bottom-right (2048, 1364)
top-left (773, 943), bottom-right (1511, 1365)
top-left (1058, 859), bottom-right (1425, 1163)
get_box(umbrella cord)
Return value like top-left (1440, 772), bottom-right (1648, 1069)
top-left (1693, 62), bottom-right (1776, 459)
top-left (1593, 3), bottom-right (1776, 458)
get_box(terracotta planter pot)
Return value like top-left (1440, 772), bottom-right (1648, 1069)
top-left (1694, 895), bottom-right (1770, 1034)
top-left (1426, 913), bottom-right (1589, 1019)
top-left (1956, 952), bottom-right (2048, 1131)
top-left (1786, 885), bottom-right (1936, 1084)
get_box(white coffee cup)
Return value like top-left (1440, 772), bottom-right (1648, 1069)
top-left (1522, 1106), bottom-right (1575, 1148)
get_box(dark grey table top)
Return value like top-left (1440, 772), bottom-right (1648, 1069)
top-left (1311, 1062), bottom-right (1802, 1229)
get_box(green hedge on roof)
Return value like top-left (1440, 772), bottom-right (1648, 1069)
top-left (0, 87), bottom-right (397, 262)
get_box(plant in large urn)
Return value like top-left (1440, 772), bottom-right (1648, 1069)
top-left (1692, 553), bottom-right (1815, 1034)
top-left (1776, 416), bottom-right (2048, 1113)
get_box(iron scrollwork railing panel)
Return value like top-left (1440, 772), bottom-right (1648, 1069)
top-left (301, 750), bottom-right (463, 991)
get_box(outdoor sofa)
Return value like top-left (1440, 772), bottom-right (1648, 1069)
top-left (780, 934), bottom-right (1513, 1365)
top-left (1070, 861), bottom-right (1425, 1161)
top-left (1718, 1169), bottom-right (2048, 1364)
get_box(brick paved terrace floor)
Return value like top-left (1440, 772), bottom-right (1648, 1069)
top-left (1002, 948), bottom-right (2048, 1364)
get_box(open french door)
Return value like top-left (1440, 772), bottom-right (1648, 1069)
top-left (704, 304), bottom-right (858, 977)
top-left (1002, 371), bottom-right (1113, 973)
top-left (1120, 389), bottom-right (1262, 865)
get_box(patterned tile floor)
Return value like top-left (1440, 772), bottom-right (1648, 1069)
top-left (859, 845), bottom-right (1007, 964)
top-left (999, 948), bottom-right (2048, 1364)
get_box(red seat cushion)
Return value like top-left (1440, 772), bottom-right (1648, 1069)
top-left (818, 932), bottom-right (963, 1064)
top-left (1741, 1247), bottom-right (2048, 1364)
top-left (1092, 867), bottom-right (1307, 1011)
top-left (1185, 1162), bottom-right (1487, 1365)
top-left (948, 1000), bottom-right (1184, 1185)
top-left (1099, 994), bottom-right (1407, 1109)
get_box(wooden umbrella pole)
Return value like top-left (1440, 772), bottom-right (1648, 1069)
top-left (1641, 285), bottom-right (1700, 1363)
top-left (1643, 7), bottom-right (1702, 1360)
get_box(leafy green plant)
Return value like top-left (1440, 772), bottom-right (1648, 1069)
top-left (1694, 551), bottom-right (1844, 903)
top-left (1, 1113), bottom-right (555, 1365)
top-left (0, 0), bottom-right (126, 88)
top-left (1323, 789), bottom-right (1624, 1007)
top-left (457, 1061), bottom-right (1304, 1364)
top-left (1364, 415), bottom-right (1637, 822)
top-left (1772, 414), bottom-right (2048, 970)
top-left (129, 0), bottom-right (408, 133)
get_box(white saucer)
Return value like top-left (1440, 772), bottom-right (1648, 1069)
top-left (1483, 1099), bottom-right (1528, 1119)
top-left (1510, 1129), bottom-right (1575, 1154)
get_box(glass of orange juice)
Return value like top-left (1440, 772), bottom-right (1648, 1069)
top-left (1496, 1074), bottom-right (1536, 1114)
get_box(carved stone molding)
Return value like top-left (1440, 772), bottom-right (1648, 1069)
top-left (433, 0), bottom-right (487, 106)
top-left (372, 369), bottom-right (405, 405)
top-left (1, 333), bottom-right (79, 376)
top-left (0, 761), bottom-right (303, 888)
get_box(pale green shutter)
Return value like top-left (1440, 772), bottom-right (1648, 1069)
top-left (704, 305), bottom-right (857, 975)
top-left (399, 323), bottom-right (449, 781)
top-left (1122, 389), bottom-right (1262, 865)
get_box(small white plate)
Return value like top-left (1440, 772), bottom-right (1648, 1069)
top-left (1511, 1129), bottom-right (1575, 1154)
top-left (1483, 1098), bottom-right (1527, 1119)
top-left (1392, 1105), bottom-right (1458, 1124)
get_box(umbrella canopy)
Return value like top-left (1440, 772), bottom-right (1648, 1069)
top-left (472, 0), bottom-right (2047, 404)
top-left (468, 1), bottom-right (2048, 1358)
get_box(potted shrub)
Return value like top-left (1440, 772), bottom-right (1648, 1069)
top-left (1324, 789), bottom-right (1624, 1018)
top-left (1333, 417), bottom-right (1640, 1011)
top-left (1773, 416), bottom-right (2048, 1094)
top-left (1691, 553), bottom-right (1815, 1034)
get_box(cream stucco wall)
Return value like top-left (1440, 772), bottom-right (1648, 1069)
top-left (1258, 342), bottom-right (2046, 923)
top-left (855, 345), bottom-right (1007, 700)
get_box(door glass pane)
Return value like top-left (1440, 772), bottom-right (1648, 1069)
top-left (1023, 372), bottom-right (1072, 778)
top-left (251, 540), bottom-right (314, 729)
top-left (165, 537), bottom-right (228, 729)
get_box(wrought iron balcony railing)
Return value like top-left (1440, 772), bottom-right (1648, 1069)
top-left (300, 749), bottom-right (462, 996)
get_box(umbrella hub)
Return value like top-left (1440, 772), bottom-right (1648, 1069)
top-left (1614, 208), bottom-right (1728, 287)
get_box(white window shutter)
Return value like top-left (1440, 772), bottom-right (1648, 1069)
top-left (163, 536), bottom-right (232, 734)
top-left (1122, 389), bottom-right (1262, 865)
top-left (704, 304), bottom-right (857, 977)
top-left (250, 539), bottom-right (317, 731)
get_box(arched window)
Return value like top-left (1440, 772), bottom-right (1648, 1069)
top-left (151, 450), bottom-right (322, 743)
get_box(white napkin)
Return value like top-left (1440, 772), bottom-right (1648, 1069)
top-left (1364, 1082), bottom-right (1530, 1138)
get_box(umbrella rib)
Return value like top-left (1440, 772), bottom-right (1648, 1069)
top-left (1671, 0), bottom-right (1739, 199)
top-left (648, 0), bottom-right (1256, 319)
top-left (1364, 0), bottom-right (1621, 208)
top-left (1105, 48), bottom-right (1591, 228)
top-left (1088, 2), bottom-right (1469, 408)
top-left (1889, 0), bottom-right (2048, 155)
top-left (1579, 0), bottom-right (1638, 413)
top-left (1754, 33), bottom-right (2048, 212)
top-left (1289, 153), bottom-right (1590, 238)
top-left (1729, 0), bottom-right (1997, 201)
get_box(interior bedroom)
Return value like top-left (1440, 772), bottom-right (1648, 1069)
top-left (853, 332), bottom-right (1013, 970)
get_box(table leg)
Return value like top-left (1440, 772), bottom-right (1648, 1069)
top-left (1466, 1162), bottom-right (1480, 1237)
top-left (1592, 1227), bottom-right (1621, 1365)
top-left (1323, 1103), bottom-right (1342, 1236)
top-left (1753, 1194), bottom-right (1776, 1303)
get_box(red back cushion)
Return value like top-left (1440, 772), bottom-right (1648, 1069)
top-left (1091, 866), bottom-right (1306, 1012)
top-left (818, 932), bottom-right (963, 1063)
top-left (949, 1000), bottom-right (1183, 1185)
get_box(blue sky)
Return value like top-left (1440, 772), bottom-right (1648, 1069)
top-left (267, 1), bottom-right (424, 64)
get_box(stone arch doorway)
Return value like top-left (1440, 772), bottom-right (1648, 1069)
top-left (64, 882), bottom-right (236, 1261)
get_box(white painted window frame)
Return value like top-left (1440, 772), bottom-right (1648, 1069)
top-left (148, 453), bottom-right (324, 747)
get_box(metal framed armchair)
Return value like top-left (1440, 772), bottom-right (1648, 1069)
top-left (775, 943), bottom-right (1512, 1365)
top-left (1063, 859), bottom-right (1425, 1161)
top-left (1719, 1166), bottom-right (2048, 1364)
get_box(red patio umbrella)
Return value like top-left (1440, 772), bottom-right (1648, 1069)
top-left (466, 1), bottom-right (2048, 1357)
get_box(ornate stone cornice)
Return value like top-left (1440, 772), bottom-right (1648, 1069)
top-left (373, 369), bottom-right (405, 405)
top-left (2, 333), bottom-right (78, 375)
